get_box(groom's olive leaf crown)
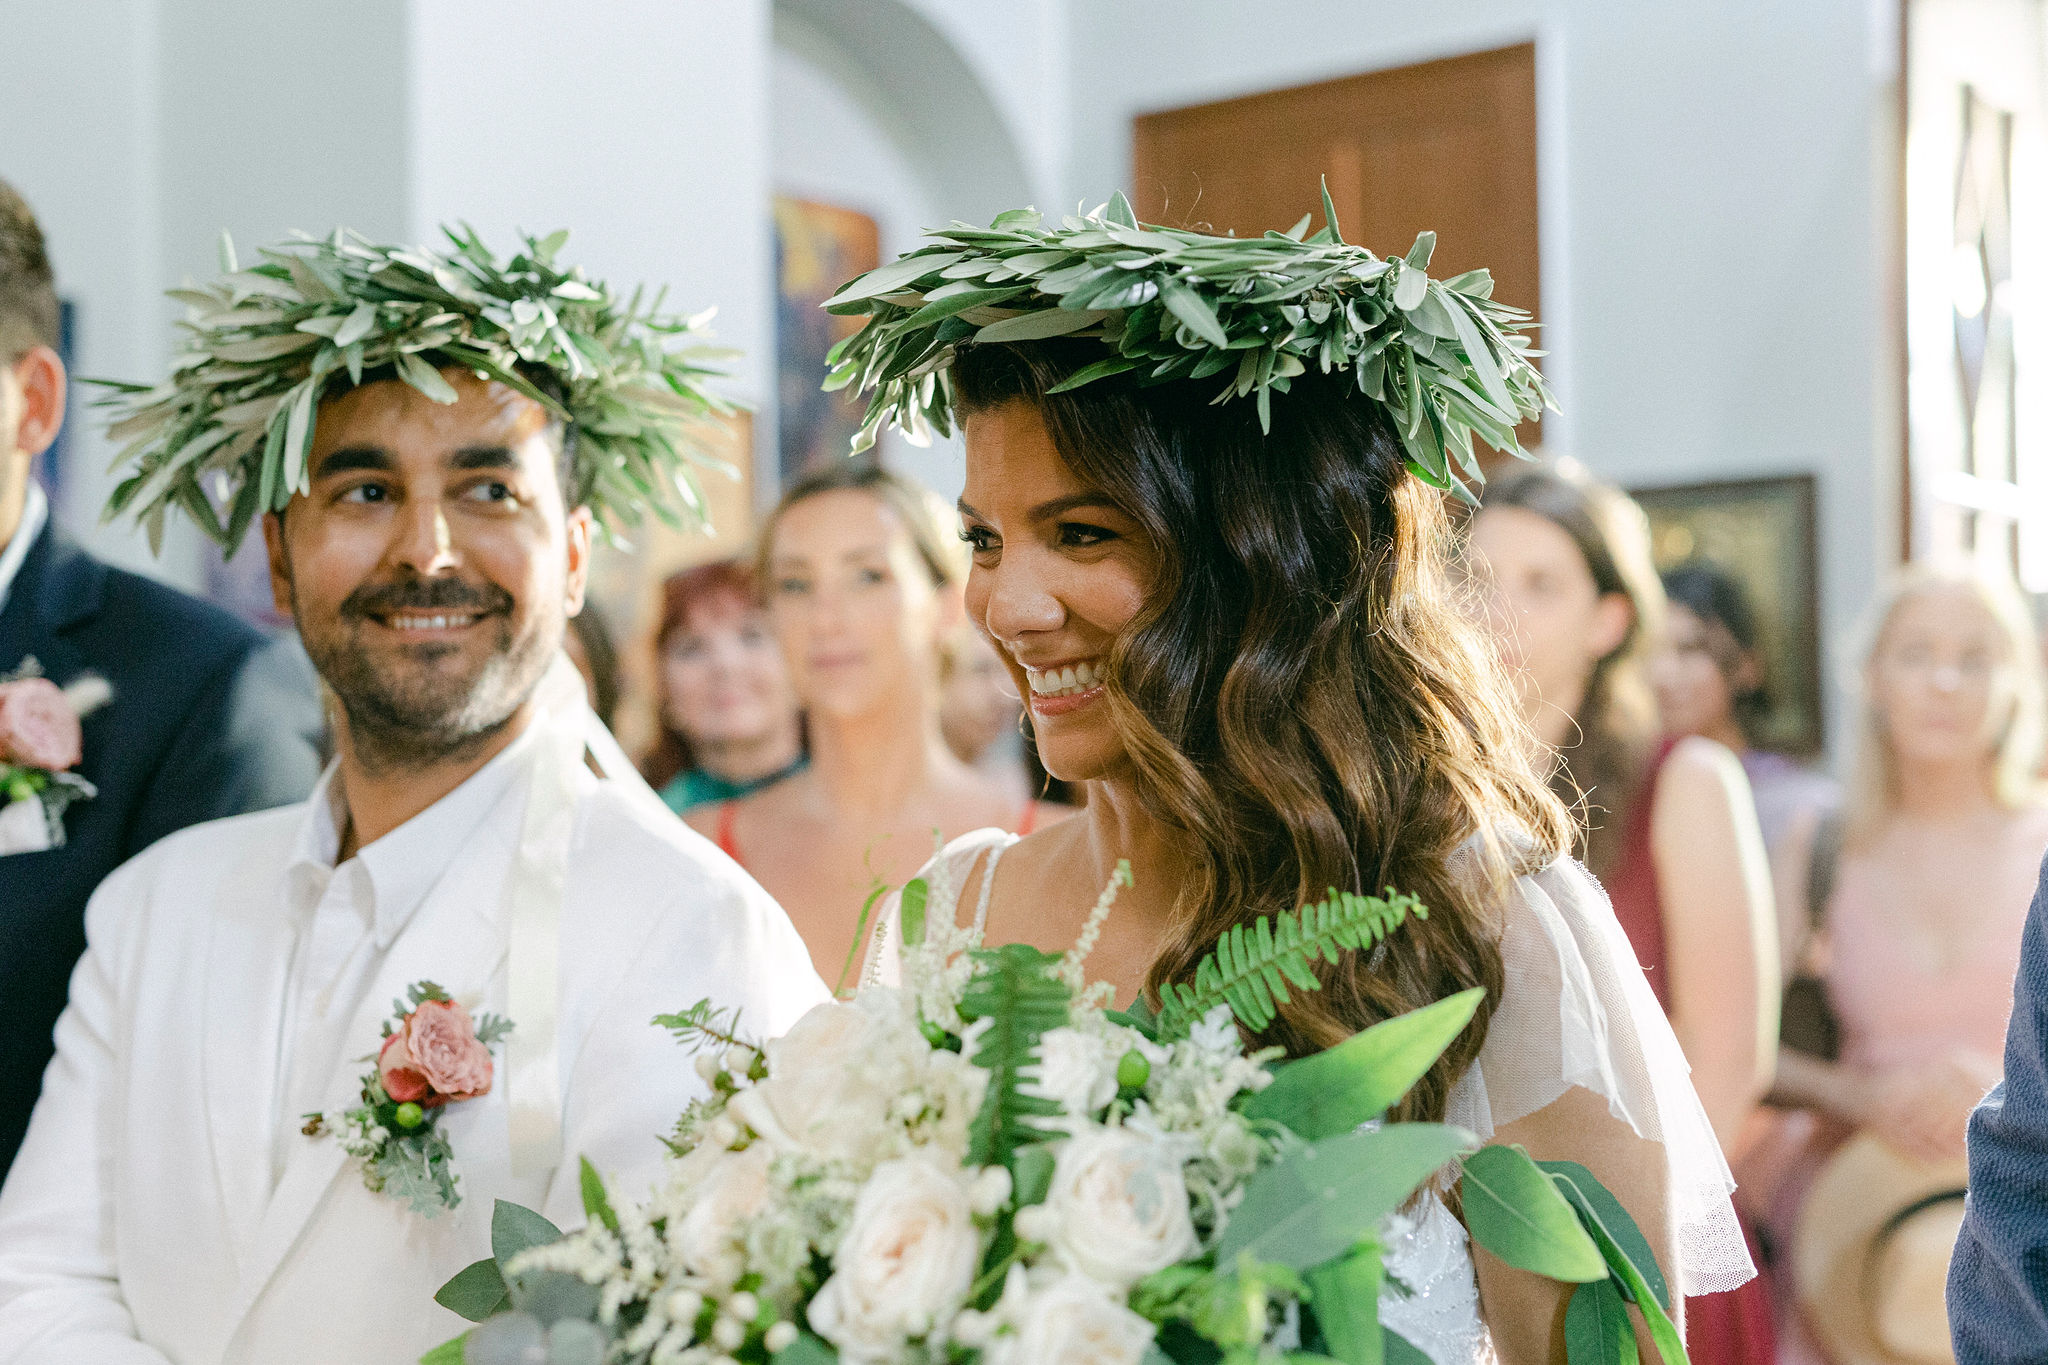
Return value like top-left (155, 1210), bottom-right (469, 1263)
top-left (825, 184), bottom-right (1553, 502)
top-left (94, 225), bottom-right (737, 554)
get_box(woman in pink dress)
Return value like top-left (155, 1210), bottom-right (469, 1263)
top-left (1756, 565), bottom-right (2048, 1360)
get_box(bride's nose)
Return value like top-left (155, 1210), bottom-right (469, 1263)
top-left (974, 559), bottom-right (1064, 644)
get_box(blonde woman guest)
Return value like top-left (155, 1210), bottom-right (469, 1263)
top-left (689, 464), bottom-right (1066, 985)
top-left (1761, 565), bottom-right (2048, 1176)
top-left (644, 560), bottom-right (806, 814)
top-left (1466, 462), bottom-right (1780, 1364)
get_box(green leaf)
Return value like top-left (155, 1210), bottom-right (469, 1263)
top-left (1404, 231), bottom-right (1437, 269)
top-left (1045, 354), bottom-right (1143, 392)
top-left (508, 1268), bottom-right (601, 1326)
top-left (396, 350), bottom-right (459, 404)
top-left (1245, 988), bottom-right (1483, 1137)
top-left (1565, 1280), bottom-right (1638, 1365)
top-left (417, 1333), bottom-right (468, 1365)
top-left (973, 307), bottom-right (1113, 344)
top-left (1013, 1142), bottom-right (1058, 1207)
top-left (1392, 262), bottom-right (1428, 312)
top-left (1306, 1242), bottom-right (1382, 1365)
top-left (824, 251), bottom-right (967, 307)
top-left (578, 1157), bottom-right (618, 1235)
top-left (433, 1257), bottom-right (509, 1322)
top-left (1320, 177), bottom-right (1345, 245)
top-left (772, 1330), bottom-right (840, 1365)
top-left (1538, 1162), bottom-right (1671, 1311)
top-left (1459, 1146), bottom-right (1607, 1282)
top-left (490, 1200), bottom-right (563, 1267)
top-left (900, 878), bottom-right (928, 949)
top-left (1105, 191), bottom-right (1139, 229)
top-left (1159, 277), bottom-right (1229, 348)
top-left (1215, 1123), bottom-right (1472, 1270)
top-left (957, 943), bottom-right (1072, 1168)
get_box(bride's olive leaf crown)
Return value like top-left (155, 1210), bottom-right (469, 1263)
top-left (93, 225), bottom-right (736, 554)
top-left (823, 184), bottom-right (1552, 503)
top-left (426, 878), bottom-right (1686, 1365)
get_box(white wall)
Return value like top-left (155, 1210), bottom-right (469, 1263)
top-left (1064, 0), bottom-right (1901, 761)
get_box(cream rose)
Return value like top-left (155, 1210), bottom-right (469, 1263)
top-left (987, 1274), bottom-right (1155, 1365)
top-left (672, 1144), bottom-right (774, 1278)
top-left (1042, 1128), bottom-right (1197, 1287)
top-left (1027, 1027), bottom-right (1119, 1123)
top-left (741, 997), bottom-right (922, 1166)
top-left (808, 1154), bottom-right (979, 1362)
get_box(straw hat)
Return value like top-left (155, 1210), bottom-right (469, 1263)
top-left (1793, 1134), bottom-right (1969, 1365)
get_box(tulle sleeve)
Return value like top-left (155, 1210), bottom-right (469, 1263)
top-left (1444, 853), bottom-right (1755, 1298)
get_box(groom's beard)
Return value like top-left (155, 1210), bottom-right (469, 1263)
top-left (300, 572), bottom-right (562, 775)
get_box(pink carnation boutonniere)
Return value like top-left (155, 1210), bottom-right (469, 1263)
top-left (0, 659), bottom-right (110, 855)
top-left (305, 981), bottom-right (513, 1217)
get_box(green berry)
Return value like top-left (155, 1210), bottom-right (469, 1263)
top-left (393, 1102), bottom-right (425, 1130)
top-left (1116, 1049), bottom-right (1151, 1091)
top-left (6, 776), bottom-right (34, 804)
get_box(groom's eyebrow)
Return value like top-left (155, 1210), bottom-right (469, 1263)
top-left (312, 445), bottom-right (393, 479)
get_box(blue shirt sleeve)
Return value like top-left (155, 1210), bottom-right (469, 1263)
top-left (1950, 851), bottom-right (2048, 1361)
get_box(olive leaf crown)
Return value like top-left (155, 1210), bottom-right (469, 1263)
top-left (95, 224), bottom-right (737, 553)
top-left (824, 186), bottom-right (1551, 500)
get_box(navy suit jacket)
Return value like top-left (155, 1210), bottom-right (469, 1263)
top-left (1952, 851), bottom-right (2048, 1359)
top-left (0, 518), bottom-right (324, 1176)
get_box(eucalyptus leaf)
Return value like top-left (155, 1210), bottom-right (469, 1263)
top-left (1565, 1280), bottom-right (1638, 1365)
top-left (491, 1199), bottom-right (563, 1267)
top-left (433, 1256), bottom-right (510, 1322)
top-left (1215, 1124), bottom-right (1471, 1270)
top-left (1306, 1243), bottom-right (1382, 1365)
top-left (1459, 1145), bottom-right (1607, 1282)
top-left (1244, 988), bottom-right (1482, 1137)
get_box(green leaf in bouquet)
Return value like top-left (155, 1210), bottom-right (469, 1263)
top-left (491, 1199), bottom-right (564, 1266)
top-left (900, 877), bottom-right (929, 949)
top-left (1216, 1123), bottom-right (1470, 1270)
top-left (1305, 1240), bottom-right (1383, 1365)
top-left (417, 1332), bottom-right (468, 1365)
top-left (771, 1330), bottom-right (840, 1365)
top-left (1382, 1328), bottom-right (1433, 1365)
top-left (1013, 1142), bottom-right (1058, 1207)
top-left (1245, 987), bottom-right (1483, 1137)
top-left (1536, 1162), bottom-right (1670, 1311)
top-left (577, 1157), bottom-right (618, 1235)
top-left (1158, 889), bottom-right (1425, 1038)
top-left (507, 1269), bottom-right (601, 1327)
top-left (434, 1256), bottom-right (511, 1322)
top-left (1565, 1279), bottom-right (1639, 1365)
top-left (958, 943), bottom-right (1072, 1168)
top-left (1459, 1145), bottom-right (1606, 1282)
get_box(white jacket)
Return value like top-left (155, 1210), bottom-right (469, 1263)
top-left (0, 692), bottom-right (828, 1364)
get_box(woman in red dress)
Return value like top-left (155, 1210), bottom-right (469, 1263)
top-left (1467, 461), bottom-right (1780, 1362)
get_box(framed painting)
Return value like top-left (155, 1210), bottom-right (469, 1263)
top-left (1630, 474), bottom-right (1825, 756)
top-left (774, 196), bottom-right (880, 482)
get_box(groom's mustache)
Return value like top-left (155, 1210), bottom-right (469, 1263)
top-left (340, 577), bottom-right (514, 620)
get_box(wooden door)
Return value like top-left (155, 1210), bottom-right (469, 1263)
top-left (1133, 45), bottom-right (1542, 446)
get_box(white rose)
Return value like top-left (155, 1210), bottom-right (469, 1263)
top-left (740, 998), bottom-right (920, 1166)
top-left (1042, 1128), bottom-right (1197, 1287)
top-left (672, 1144), bottom-right (774, 1278)
top-left (1027, 1028), bottom-right (1119, 1123)
top-left (988, 1274), bottom-right (1155, 1365)
top-left (808, 1154), bottom-right (981, 1362)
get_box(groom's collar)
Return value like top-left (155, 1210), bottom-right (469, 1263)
top-left (288, 720), bottom-right (544, 947)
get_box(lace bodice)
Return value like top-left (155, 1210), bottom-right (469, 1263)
top-left (865, 828), bottom-right (1750, 1363)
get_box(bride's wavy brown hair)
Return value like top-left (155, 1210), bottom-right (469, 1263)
top-left (953, 342), bottom-right (1572, 1122)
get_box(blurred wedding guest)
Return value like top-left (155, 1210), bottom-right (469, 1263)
top-left (0, 180), bottom-right (323, 1178)
top-left (1656, 561), bottom-right (1839, 857)
top-left (564, 599), bottom-right (620, 730)
top-left (1750, 565), bottom-right (2048, 1362)
top-left (643, 559), bottom-right (805, 814)
top-left (1468, 461), bottom-right (1779, 1362)
top-left (939, 623), bottom-right (1033, 804)
top-left (691, 463), bottom-right (1066, 985)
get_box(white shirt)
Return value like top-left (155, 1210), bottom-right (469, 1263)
top-left (0, 669), bottom-right (830, 1365)
top-left (270, 728), bottom-right (530, 1185)
top-left (0, 481), bottom-right (48, 618)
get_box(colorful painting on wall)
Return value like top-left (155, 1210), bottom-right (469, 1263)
top-left (774, 196), bottom-right (880, 482)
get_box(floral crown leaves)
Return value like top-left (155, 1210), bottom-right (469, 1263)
top-left (822, 184), bottom-right (1553, 502)
top-left (94, 224), bottom-right (739, 554)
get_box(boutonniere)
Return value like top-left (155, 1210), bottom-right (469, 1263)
top-left (304, 981), bottom-right (513, 1217)
top-left (0, 658), bottom-right (109, 855)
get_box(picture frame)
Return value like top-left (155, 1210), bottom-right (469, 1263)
top-left (1629, 474), bottom-right (1824, 756)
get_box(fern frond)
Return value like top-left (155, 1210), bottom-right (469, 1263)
top-left (1157, 888), bottom-right (1427, 1038)
top-left (653, 999), bottom-right (755, 1055)
top-left (958, 943), bottom-right (1072, 1169)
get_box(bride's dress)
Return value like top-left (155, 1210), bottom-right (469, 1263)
top-left (865, 830), bottom-right (1750, 1365)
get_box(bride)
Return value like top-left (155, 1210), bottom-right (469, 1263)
top-left (840, 209), bottom-right (1749, 1363)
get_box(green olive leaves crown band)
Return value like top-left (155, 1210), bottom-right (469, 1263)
top-left (96, 225), bottom-right (736, 552)
top-left (824, 186), bottom-right (1552, 500)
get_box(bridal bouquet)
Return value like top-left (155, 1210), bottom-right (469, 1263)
top-left (428, 869), bottom-right (1685, 1365)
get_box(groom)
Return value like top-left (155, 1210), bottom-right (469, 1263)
top-left (0, 231), bottom-right (828, 1364)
